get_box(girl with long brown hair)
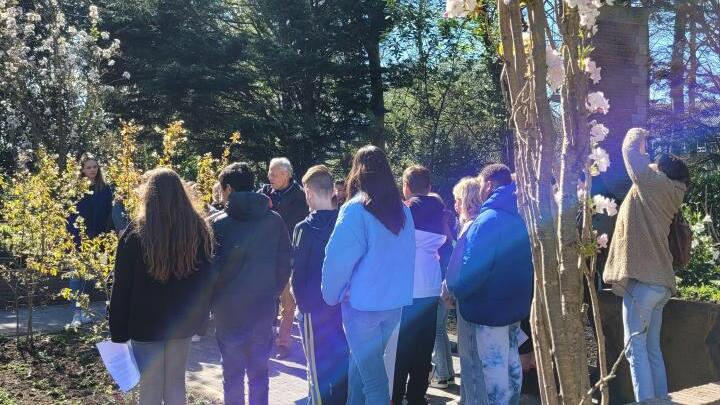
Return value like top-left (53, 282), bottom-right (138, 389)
top-left (109, 168), bottom-right (215, 405)
top-left (68, 152), bottom-right (116, 326)
top-left (322, 145), bottom-right (416, 404)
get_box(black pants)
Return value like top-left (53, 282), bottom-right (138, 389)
top-left (392, 297), bottom-right (439, 405)
top-left (300, 306), bottom-right (349, 405)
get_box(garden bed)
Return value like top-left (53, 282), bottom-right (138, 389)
top-left (0, 332), bottom-right (122, 404)
top-left (0, 331), bottom-right (214, 405)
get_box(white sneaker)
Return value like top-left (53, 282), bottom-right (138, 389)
top-left (191, 335), bottom-right (201, 343)
top-left (70, 312), bottom-right (82, 327)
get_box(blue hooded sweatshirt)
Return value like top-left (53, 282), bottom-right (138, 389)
top-left (450, 183), bottom-right (533, 326)
top-left (321, 195), bottom-right (415, 311)
top-left (292, 209), bottom-right (339, 314)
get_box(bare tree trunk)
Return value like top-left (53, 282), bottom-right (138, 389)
top-left (365, 37), bottom-right (385, 149)
top-left (557, 7), bottom-right (593, 403)
top-left (687, 0), bottom-right (698, 113)
top-left (497, 0), bottom-right (603, 403)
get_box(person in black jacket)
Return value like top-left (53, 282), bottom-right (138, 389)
top-left (293, 165), bottom-right (349, 405)
top-left (109, 168), bottom-right (215, 405)
top-left (213, 162), bottom-right (292, 405)
top-left (258, 157), bottom-right (309, 359)
top-left (67, 153), bottom-right (116, 326)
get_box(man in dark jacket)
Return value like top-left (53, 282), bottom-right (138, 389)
top-left (449, 163), bottom-right (533, 405)
top-left (212, 162), bottom-right (292, 405)
top-left (258, 157), bottom-right (309, 359)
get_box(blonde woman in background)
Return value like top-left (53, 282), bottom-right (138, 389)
top-left (442, 176), bottom-right (487, 404)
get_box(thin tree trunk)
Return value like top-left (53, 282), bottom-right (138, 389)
top-left (365, 37), bottom-right (385, 149)
top-left (554, 4), bottom-right (593, 403)
top-left (687, 0), bottom-right (698, 113)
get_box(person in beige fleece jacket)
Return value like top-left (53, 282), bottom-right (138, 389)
top-left (603, 127), bottom-right (689, 402)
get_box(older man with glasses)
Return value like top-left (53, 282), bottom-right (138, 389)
top-left (259, 157), bottom-right (309, 359)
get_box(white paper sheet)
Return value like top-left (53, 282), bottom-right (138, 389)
top-left (96, 340), bottom-right (140, 392)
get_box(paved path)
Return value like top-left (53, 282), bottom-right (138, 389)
top-left (1, 303), bottom-right (461, 404)
top-left (186, 323), bottom-right (461, 404)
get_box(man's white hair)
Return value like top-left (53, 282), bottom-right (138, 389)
top-left (269, 157), bottom-right (293, 176)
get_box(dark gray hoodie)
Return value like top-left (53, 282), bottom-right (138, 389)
top-left (210, 191), bottom-right (291, 330)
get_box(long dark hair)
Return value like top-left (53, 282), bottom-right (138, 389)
top-left (78, 152), bottom-right (107, 193)
top-left (134, 168), bottom-right (213, 283)
top-left (346, 145), bottom-right (406, 235)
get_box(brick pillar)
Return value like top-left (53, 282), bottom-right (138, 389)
top-left (591, 6), bottom-right (650, 201)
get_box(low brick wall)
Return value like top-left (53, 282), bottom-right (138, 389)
top-left (599, 290), bottom-right (720, 403)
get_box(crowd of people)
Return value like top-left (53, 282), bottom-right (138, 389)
top-left (65, 127), bottom-right (690, 405)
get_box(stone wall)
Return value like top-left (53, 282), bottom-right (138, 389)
top-left (599, 290), bottom-right (720, 403)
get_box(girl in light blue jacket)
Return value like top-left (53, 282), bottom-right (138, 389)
top-left (322, 145), bottom-right (415, 405)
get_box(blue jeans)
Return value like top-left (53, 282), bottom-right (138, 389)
top-left (69, 278), bottom-right (86, 311)
top-left (622, 279), bottom-right (672, 402)
top-left (131, 338), bottom-right (192, 405)
top-left (342, 304), bottom-right (401, 405)
top-left (216, 314), bottom-right (274, 405)
top-left (432, 300), bottom-right (455, 381)
top-left (457, 306), bottom-right (487, 405)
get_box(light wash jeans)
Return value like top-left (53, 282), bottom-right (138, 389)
top-left (432, 300), bottom-right (455, 381)
top-left (622, 279), bottom-right (672, 402)
top-left (474, 322), bottom-right (522, 405)
top-left (457, 306), bottom-right (487, 405)
top-left (69, 278), bottom-right (86, 312)
top-left (342, 304), bottom-right (401, 405)
top-left (131, 338), bottom-right (192, 405)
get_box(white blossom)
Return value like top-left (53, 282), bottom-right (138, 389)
top-left (100, 31), bottom-right (109, 40)
top-left (29, 83), bottom-right (41, 96)
top-left (122, 71), bottom-right (131, 80)
top-left (445, 0), bottom-right (477, 18)
top-left (589, 120), bottom-right (609, 143)
top-left (577, 182), bottom-right (587, 201)
top-left (89, 5), bottom-right (99, 22)
top-left (584, 58), bottom-right (602, 84)
top-left (108, 59), bottom-right (115, 66)
top-left (587, 91), bottom-right (610, 114)
top-left (25, 12), bottom-right (41, 23)
top-left (691, 222), bottom-right (705, 234)
top-left (593, 195), bottom-right (618, 217)
top-left (597, 233), bottom-right (609, 249)
top-left (546, 45), bottom-right (565, 92)
top-left (589, 147), bottom-right (610, 173)
top-left (702, 214), bottom-right (712, 223)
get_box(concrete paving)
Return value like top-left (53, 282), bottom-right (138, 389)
top-left (185, 323), bottom-right (462, 404)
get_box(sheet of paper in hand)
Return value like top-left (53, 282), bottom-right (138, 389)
top-left (96, 340), bottom-right (140, 392)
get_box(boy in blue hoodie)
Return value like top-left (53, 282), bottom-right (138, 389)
top-left (293, 165), bottom-right (349, 405)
